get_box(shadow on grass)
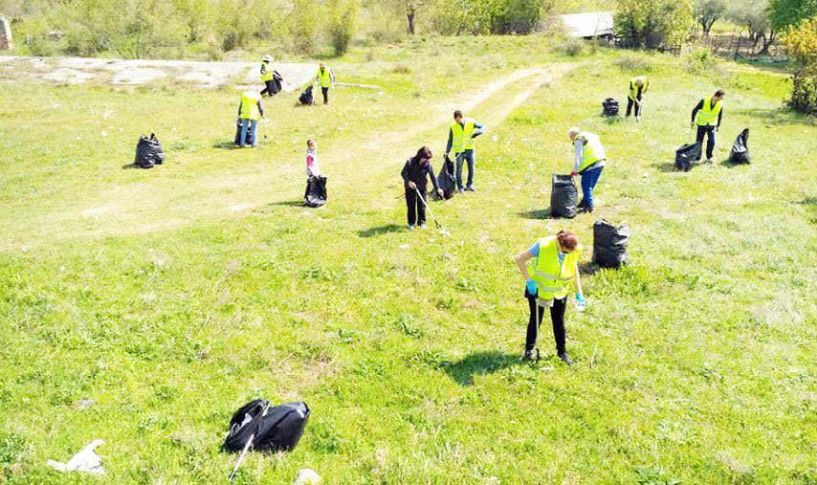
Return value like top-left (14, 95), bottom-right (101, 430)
top-left (268, 200), bottom-right (305, 208)
top-left (733, 108), bottom-right (810, 126)
top-left (121, 163), bottom-right (140, 169)
top-left (719, 158), bottom-right (750, 169)
top-left (358, 224), bottom-right (403, 238)
top-left (518, 208), bottom-right (552, 220)
top-left (801, 197), bottom-right (817, 206)
top-left (653, 162), bottom-right (680, 173)
top-left (212, 141), bottom-right (244, 149)
top-left (579, 262), bottom-right (598, 276)
top-left (441, 351), bottom-right (523, 386)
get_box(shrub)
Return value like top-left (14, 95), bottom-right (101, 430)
top-left (781, 17), bottom-right (817, 115)
top-left (289, 0), bottom-right (322, 55)
top-left (682, 45), bottom-right (718, 72)
top-left (328, 0), bottom-right (358, 56)
top-left (615, 0), bottom-right (694, 49)
top-left (560, 37), bottom-right (585, 56)
top-left (615, 53), bottom-right (654, 71)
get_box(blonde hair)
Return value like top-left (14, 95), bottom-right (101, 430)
top-left (567, 127), bottom-right (581, 140)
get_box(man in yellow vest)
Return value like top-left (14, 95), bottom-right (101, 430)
top-left (691, 89), bottom-right (725, 163)
top-left (568, 127), bottom-right (606, 214)
top-left (236, 90), bottom-right (265, 148)
top-left (444, 110), bottom-right (486, 192)
top-left (260, 55), bottom-right (282, 97)
top-left (626, 76), bottom-right (649, 121)
top-left (315, 63), bottom-right (335, 105)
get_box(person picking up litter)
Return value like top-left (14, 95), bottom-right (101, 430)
top-left (569, 127), bottom-right (607, 214)
top-left (690, 89), bottom-right (725, 164)
top-left (236, 90), bottom-right (265, 148)
top-left (514, 230), bottom-right (585, 365)
top-left (401, 146), bottom-right (444, 230)
top-left (444, 110), bottom-right (486, 193)
top-left (626, 75), bottom-right (649, 121)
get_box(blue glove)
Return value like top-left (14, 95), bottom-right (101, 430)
top-left (525, 279), bottom-right (537, 295)
top-left (576, 293), bottom-right (585, 304)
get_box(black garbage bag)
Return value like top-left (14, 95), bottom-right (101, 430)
top-left (134, 133), bottom-right (165, 169)
top-left (592, 219), bottom-right (630, 268)
top-left (304, 175), bottom-right (327, 207)
top-left (299, 86), bottom-right (314, 105)
top-left (602, 98), bottom-right (619, 117)
top-left (675, 142), bottom-right (701, 172)
top-left (223, 400), bottom-right (310, 453)
top-left (233, 119), bottom-right (256, 147)
top-left (550, 174), bottom-right (578, 219)
top-left (729, 128), bottom-right (750, 164)
top-left (436, 155), bottom-right (456, 200)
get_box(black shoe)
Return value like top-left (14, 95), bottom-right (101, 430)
top-left (578, 206), bottom-right (593, 214)
top-left (558, 352), bottom-right (574, 366)
top-left (523, 348), bottom-right (540, 362)
top-left (465, 186), bottom-right (475, 192)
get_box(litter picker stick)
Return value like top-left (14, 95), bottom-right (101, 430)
top-left (413, 186), bottom-right (446, 232)
top-left (228, 402), bottom-right (270, 481)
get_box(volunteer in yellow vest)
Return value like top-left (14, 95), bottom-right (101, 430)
top-left (514, 230), bottom-right (585, 365)
top-left (691, 89), bottom-right (725, 163)
top-left (260, 55), bottom-right (282, 97)
top-left (626, 76), bottom-right (649, 120)
top-left (315, 63), bottom-right (335, 105)
top-left (444, 110), bottom-right (486, 192)
top-left (236, 90), bottom-right (265, 148)
top-left (569, 127), bottom-right (606, 214)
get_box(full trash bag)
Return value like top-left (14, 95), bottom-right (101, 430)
top-left (299, 86), bottom-right (314, 105)
top-left (729, 128), bottom-right (750, 164)
top-left (134, 134), bottom-right (165, 169)
top-left (304, 175), bottom-right (327, 207)
top-left (602, 98), bottom-right (619, 117)
top-left (550, 174), bottom-right (578, 219)
top-left (675, 142), bottom-right (700, 172)
top-left (436, 155), bottom-right (456, 200)
top-left (234, 119), bottom-right (256, 147)
top-left (223, 400), bottom-right (310, 453)
top-left (592, 219), bottom-right (630, 268)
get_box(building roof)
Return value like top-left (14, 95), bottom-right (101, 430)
top-left (559, 12), bottom-right (614, 38)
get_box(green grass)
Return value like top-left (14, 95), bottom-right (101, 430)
top-left (1, 39), bottom-right (817, 483)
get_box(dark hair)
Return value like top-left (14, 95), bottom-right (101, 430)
top-left (556, 230), bottom-right (579, 251)
top-left (714, 89), bottom-right (725, 97)
top-left (453, 110), bottom-right (463, 119)
top-left (415, 146), bottom-right (432, 161)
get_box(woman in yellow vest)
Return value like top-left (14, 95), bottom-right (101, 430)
top-left (514, 230), bottom-right (585, 365)
top-left (315, 63), bottom-right (335, 105)
top-left (569, 127), bottom-right (606, 214)
top-left (690, 89), bottom-right (725, 163)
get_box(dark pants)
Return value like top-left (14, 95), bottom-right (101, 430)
top-left (455, 150), bottom-right (475, 190)
top-left (525, 291), bottom-right (567, 354)
top-left (405, 186), bottom-right (426, 226)
top-left (626, 96), bottom-right (642, 117)
top-left (696, 125), bottom-right (716, 160)
top-left (578, 165), bottom-right (604, 210)
top-left (321, 87), bottom-right (329, 104)
top-left (260, 80), bottom-right (276, 96)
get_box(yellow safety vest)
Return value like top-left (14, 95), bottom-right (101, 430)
top-left (261, 62), bottom-right (273, 82)
top-left (576, 131), bottom-right (606, 173)
top-left (528, 236), bottom-right (581, 300)
top-left (450, 118), bottom-right (476, 153)
top-left (239, 92), bottom-right (260, 120)
top-left (317, 68), bottom-right (332, 88)
top-left (628, 78), bottom-right (649, 101)
top-left (696, 96), bottom-right (723, 126)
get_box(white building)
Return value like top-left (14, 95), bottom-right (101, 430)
top-left (559, 12), bottom-right (614, 40)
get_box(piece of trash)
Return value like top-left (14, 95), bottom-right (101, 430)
top-left (76, 398), bottom-right (94, 410)
top-left (294, 468), bottom-right (322, 485)
top-left (47, 439), bottom-right (105, 475)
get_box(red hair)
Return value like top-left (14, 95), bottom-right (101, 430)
top-left (556, 230), bottom-right (578, 251)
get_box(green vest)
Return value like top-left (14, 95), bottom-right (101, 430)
top-left (628, 78), bottom-right (649, 101)
top-left (239, 92), bottom-right (260, 120)
top-left (576, 131), bottom-right (606, 173)
top-left (261, 62), bottom-right (273, 82)
top-left (317, 68), bottom-right (332, 88)
top-left (696, 96), bottom-right (723, 126)
top-left (528, 236), bottom-right (581, 300)
top-left (450, 118), bottom-right (476, 153)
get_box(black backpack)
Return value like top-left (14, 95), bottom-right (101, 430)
top-left (304, 175), bottom-right (328, 207)
top-left (223, 400), bottom-right (310, 453)
top-left (675, 143), bottom-right (701, 172)
top-left (134, 133), bottom-right (165, 169)
top-left (299, 86), bottom-right (314, 105)
top-left (602, 98), bottom-right (619, 117)
top-left (729, 128), bottom-right (750, 164)
top-left (550, 174), bottom-right (578, 219)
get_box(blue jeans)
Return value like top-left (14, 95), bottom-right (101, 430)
top-left (455, 150), bottom-right (475, 190)
top-left (239, 119), bottom-right (258, 147)
top-left (579, 166), bottom-right (604, 209)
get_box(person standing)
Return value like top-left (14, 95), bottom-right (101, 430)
top-left (626, 76), bottom-right (649, 120)
top-left (514, 230), bottom-right (585, 365)
top-left (568, 127), bottom-right (606, 213)
top-left (444, 110), bottom-right (485, 192)
top-left (691, 89), bottom-right (725, 163)
top-left (237, 90), bottom-right (264, 148)
top-left (401, 146), bottom-right (444, 230)
top-left (305, 139), bottom-right (321, 177)
top-left (315, 63), bottom-right (335, 105)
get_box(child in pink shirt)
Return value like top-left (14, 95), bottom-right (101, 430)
top-left (306, 139), bottom-right (321, 177)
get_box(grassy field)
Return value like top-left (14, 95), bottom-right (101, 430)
top-left (1, 37), bottom-right (817, 483)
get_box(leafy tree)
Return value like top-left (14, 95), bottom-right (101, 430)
top-left (770, 0), bottom-right (817, 30)
top-left (328, 0), bottom-right (359, 55)
top-left (727, 0), bottom-right (776, 54)
top-left (694, 0), bottom-right (727, 36)
top-left (781, 16), bottom-right (817, 113)
top-left (289, 0), bottom-right (322, 54)
top-left (614, 0), bottom-right (694, 49)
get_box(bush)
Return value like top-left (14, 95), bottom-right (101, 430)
top-left (560, 37), bottom-right (585, 56)
top-left (682, 46), bottom-right (718, 72)
top-left (615, 53), bottom-right (654, 71)
top-left (328, 0), bottom-right (358, 56)
top-left (615, 0), bottom-right (694, 49)
top-left (781, 17), bottom-right (817, 115)
top-left (289, 0), bottom-right (321, 55)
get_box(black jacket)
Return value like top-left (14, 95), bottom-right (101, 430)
top-left (401, 158), bottom-right (440, 191)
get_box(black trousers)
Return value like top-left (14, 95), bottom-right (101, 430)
top-left (321, 87), bottom-right (329, 104)
top-left (525, 291), bottom-right (567, 354)
top-left (696, 125), bottom-right (717, 160)
top-left (405, 187), bottom-right (426, 225)
top-left (626, 96), bottom-right (642, 117)
top-left (260, 80), bottom-right (276, 96)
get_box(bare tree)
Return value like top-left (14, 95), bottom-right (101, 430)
top-left (406, 1), bottom-right (424, 34)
